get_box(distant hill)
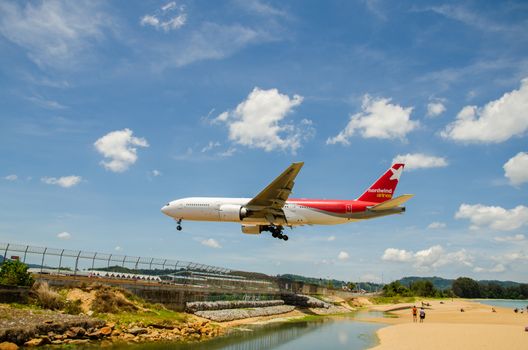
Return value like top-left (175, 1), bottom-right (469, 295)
top-left (398, 276), bottom-right (522, 290)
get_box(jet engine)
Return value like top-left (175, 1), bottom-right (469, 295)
top-left (241, 224), bottom-right (262, 234)
top-left (219, 204), bottom-right (248, 222)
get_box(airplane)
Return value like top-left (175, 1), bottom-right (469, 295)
top-left (161, 163), bottom-right (413, 241)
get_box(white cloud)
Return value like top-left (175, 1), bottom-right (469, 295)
top-left (392, 153), bottom-right (448, 171)
top-left (140, 1), bottom-right (187, 33)
top-left (426, 100), bottom-right (446, 117)
top-left (56, 231), bottom-right (71, 240)
top-left (114, 246), bottom-right (122, 251)
top-left (0, 1), bottom-right (112, 68)
top-left (201, 238), bottom-right (221, 249)
top-left (327, 235), bottom-right (336, 241)
top-left (156, 22), bottom-right (274, 69)
top-left (441, 78), bottom-right (528, 143)
top-left (494, 234), bottom-right (525, 242)
top-left (382, 248), bottom-right (413, 262)
top-left (41, 175), bottom-right (82, 188)
top-left (151, 169), bottom-right (162, 177)
top-left (474, 264), bottom-right (506, 273)
top-left (215, 87), bottom-right (312, 153)
top-left (504, 152), bottom-right (528, 186)
top-left (327, 95), bottom-right (418, 145)
top-left (337, 251), bottom-right (349, 261)
top-left (4, 174), bottom-right (17, 181)
top-left (382, 245), bottom-right (473, 270)
top-left (236, 0), bottom-right (287, 17)
top-left (201, 141), bottom-right (221, 153)
top-left (455, 204), bottom-right (528, 231)
top-left (94, 129), bottom-right (149, 172)
top-left (427, 222), bottom-right (447, 229)
top-left (26, 95), bottom-right (67, 110)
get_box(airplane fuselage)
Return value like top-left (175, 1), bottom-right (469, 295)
top-left (161, 196), bottom-right (405, 226)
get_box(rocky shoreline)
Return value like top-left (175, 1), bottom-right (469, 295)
top-left (0, 304), bottom-right (220, 349)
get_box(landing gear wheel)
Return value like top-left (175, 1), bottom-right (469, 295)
top-left (282, 235), bottom-right (289, 241)
top-left (176, 225), bottom-right (182, 231)
top-left (272, 232), bottom-right (278, 238)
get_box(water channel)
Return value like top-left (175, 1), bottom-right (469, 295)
top-left (103, 313), bottom-right (386, 350)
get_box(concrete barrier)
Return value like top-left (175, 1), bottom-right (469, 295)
top-left (0, 284), bottom-right (29, 304)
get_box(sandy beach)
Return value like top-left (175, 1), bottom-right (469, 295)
top-left (366, 299), bottom-right (528, 350)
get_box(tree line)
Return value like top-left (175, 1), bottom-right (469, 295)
top-left (383, 277), bottom-right (528, 299)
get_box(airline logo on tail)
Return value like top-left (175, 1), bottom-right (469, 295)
top-left (357, 164), bottom-right (405, 203)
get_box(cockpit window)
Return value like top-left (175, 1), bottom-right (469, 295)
top-left (166, 203), bottom-right (170, 206)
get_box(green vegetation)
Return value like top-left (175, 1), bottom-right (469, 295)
top-left (382, 277), bottom-right (528, 300)
top-left (452, 277), bottom-right (528, 299)
top-left (0, 259), bottom-right (34, 286)
top-left (381, 280), bottom-right (453, 299)
top-left (370, 295), bottom-right (418, 304)
top-left (100, 308), bottom-right (188, 326)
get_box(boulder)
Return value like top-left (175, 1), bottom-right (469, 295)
top-left (127, 327), bottom-right (148, 336)
top-left (99, 327), bottom-right (112, 336)
top-left (23, 338), bottom-right (44, 347)
top-left (0, 342), bottom-right (18, 350)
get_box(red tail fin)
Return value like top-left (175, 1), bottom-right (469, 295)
top-left (357, 164), bottom-right (405, 203)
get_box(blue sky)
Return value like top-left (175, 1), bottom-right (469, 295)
top-left (1, 0), bottom-right (527, 283)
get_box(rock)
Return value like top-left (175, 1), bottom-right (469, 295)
top-left (99, 327), bottom-right (112, 336)
top-left (23, 338), bottom-right (44, 347)
top-left (86, 310), bottom-right (94, 316)
top-left (51, 340), bottom-right (64, 345)
top-left (87, 330), bottom-right (101, 339)
top-left (111, 329), bottom-right (121, 337)
top-left (68, 339), bottom-right (90, 345)
top-left (67, 326), bottom-right (86, 338)
top-left (127, 327), bottom-right (148, 336)
top-left (105, 322), bottom-right (116, 329)
top-left (0, 342), bottom-right (19, 350)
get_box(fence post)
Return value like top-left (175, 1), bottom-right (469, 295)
top-left (40, 248), bottom-right (47, 273)
top-left (91, 253), bottom-right (97, 270)
top-left (121, 255), bottom-right (127, 267)
top-left (107, 254), bottom-right (112, 268)
top-left (149, 258), bottom-right (154, 270)
top-left (23, 245), bottom-right (28, 263)
top-left (58, 249), bottom-right (64, 274)
top-left (2, 243), bottom-right (9, 263)
top-left (135, 257), bottom-right (140, 271)
top-left (74, 250), bottom-right (81, 276)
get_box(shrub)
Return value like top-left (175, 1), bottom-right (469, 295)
top-left (0, 259), bottom-right (34, 287)
top-left (33, 281), bottom-right (64, 310)
top-left (91, 286), bottom-right (138, 314)
top-left (64, 299), bottom-right (83, 315)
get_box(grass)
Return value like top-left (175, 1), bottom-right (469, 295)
top-left (368, 296), bottom-right (419, 305)
top-left (99, 308), bottom-right (188, 327)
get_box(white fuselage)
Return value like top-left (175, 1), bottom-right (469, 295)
top-left (161, 197), bottom-right (402, 226)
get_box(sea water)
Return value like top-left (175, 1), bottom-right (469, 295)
top-left (475, 298), bottom-right (528, 310)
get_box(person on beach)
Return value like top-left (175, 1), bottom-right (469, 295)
top-left (419, 307), bottom-right (425, 323)
top-left (412, 306), bottom-right (417, 322)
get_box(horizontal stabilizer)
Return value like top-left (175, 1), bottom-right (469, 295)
top-left (369, 194), bottom-right (414, 211)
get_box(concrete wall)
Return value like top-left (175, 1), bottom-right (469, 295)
top-left (0, 284), bottom-right (29, 303)
top-left (37, 274), bottom-right (281, 311)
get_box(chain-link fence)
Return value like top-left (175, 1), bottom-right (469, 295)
top-left (0, 242), bottom-right (280, 294)
top-left (0, 242), bottom-right (231, 275)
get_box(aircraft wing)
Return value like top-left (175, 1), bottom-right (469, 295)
top-left (369, 194), bottom-right (414, 211)
top-left (245, 162), bottom-right (304, 223)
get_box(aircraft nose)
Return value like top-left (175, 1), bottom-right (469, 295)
top-left (161, 204), bottom-right (171, 216)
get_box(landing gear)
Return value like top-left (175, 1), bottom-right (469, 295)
top-left (176, 219), bottom-right (182, 231)
top-left (266, 225), bottom-right (289, 241)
